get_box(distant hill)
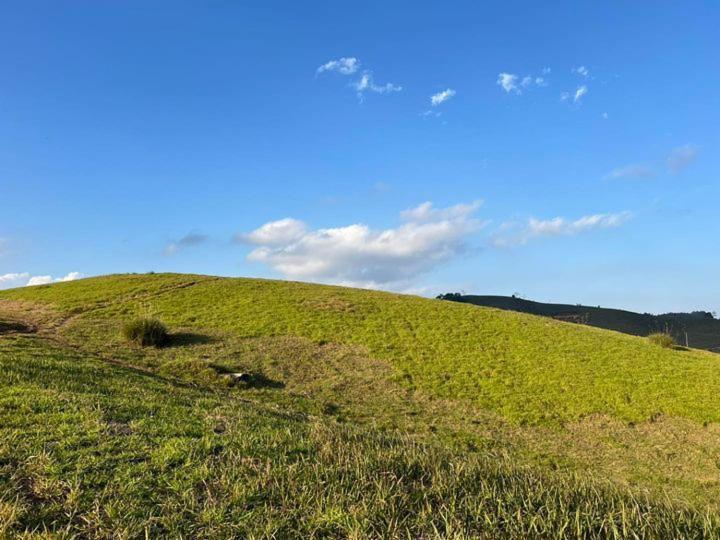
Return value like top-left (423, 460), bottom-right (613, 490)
top-left (437, 293), bottom-right (720, 352)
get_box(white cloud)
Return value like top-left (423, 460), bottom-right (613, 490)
top-left (493, 212), bottom-right (632, 246)
top-left (0, 271), bottom-right (83, 290)
top-left (501, 70), bottom-right (548, 93)
top-left (57, 271), bottom-right (83, 282)
top-left (0, 272), bottom-right (30, 289)
top-left (561, 85), bottom-right (588, 104)
top-left (27, 275), bottom-right (54, 286)
top-left (239, 201), bottom-right (485, 289)
top-left (602, 112), bottom-right (609, 119)
top-left (352, 72), bottom-right (402, 98)
top-left (430, 88), bottom-right (456, 106)
top-left (542, 67), bottom-right (551, 75)
top-left (497, 73), bottom-right (520, 94)
top-left (666, 144), bottom-right (698, 174)
top-left (603, 164), bottom-right (654, 180)
top-left (317, 57), bottom-right (359, 75)
top-left (522, 75), bottom-right (548, 88)
top-left (574, 85), bottom-right (588, 102)
top-left (573, 66), bottom-right (589, 77)
top-left (317, 59), bottom-right (400, 101)
top-left (237, 218), bottom-right (308, 246)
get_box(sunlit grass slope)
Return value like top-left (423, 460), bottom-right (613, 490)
top-left (1, 317), bottom-right (719, 537)
top-left (4, 273), bottom-right (719, 426)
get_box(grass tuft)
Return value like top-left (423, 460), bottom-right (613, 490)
top-left (121, 317), bottom-right (168, 347)
top-left (647, 331), bottom-right (676, 348)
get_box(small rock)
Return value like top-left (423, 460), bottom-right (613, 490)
top-left (226, 372), bottom-right (252, 386)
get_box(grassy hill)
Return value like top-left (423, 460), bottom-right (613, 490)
top-left (442, 294), bottom-right (720, 353)
top-left (2, 273), bottom-right (720, 537)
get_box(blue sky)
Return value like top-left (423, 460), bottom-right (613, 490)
top-left (1, 1), bottom-right (718, 313)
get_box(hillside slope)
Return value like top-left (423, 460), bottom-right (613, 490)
top-left (443, 294), bottom-right (720, 352)
top-left (4, 273), bottom-right (719, 425)
top-left (3, 273), bottom-right (720, 536)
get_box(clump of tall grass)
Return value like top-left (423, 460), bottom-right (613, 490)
top-left (122, 317), bottom-right (168, 347)
top-left (648, 331), bottom-right (676, 348)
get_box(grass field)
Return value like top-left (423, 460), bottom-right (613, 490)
top-left (2, 273), bottom-right (720, 537)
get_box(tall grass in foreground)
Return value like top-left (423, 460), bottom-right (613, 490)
top-left (6, 420), bottom-right (716, 539)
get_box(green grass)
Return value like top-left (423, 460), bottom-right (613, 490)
top-left (1, 334), bottom-right (718, 538)
top-left (3, 273), bottom-right (720, 536)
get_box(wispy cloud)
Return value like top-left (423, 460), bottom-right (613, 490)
top-left (371, 181), bottom-right (391, 194)
top-left (492, 212), bottom-right (632, 246)
top-left (430, 88), bottom-right (456, 106)
top-left (238, 201), bottom-right (485, 289)
top-left (561, 85), bottom-right (588, 103)
top-left (666, 144), bottom-right (698, 174)
top-left (0, 271), bottom-right (83, 290)
top-left (498, 69), bottom-right (549, 95)
top-left (605, 144), bottom-right (699, 180)
top-left (165, 232), bottom-right (209, 255)
top-left (316, 57), bottom-right (359, 75)
top-left (352, 72), bottom-right (402, 99)
top-left (573, 65), bottom-right (589, 77)
top-left (522, 75), bottom-right (548, 88)
top-left (574, 85), bottom-right (588, 102)
top-left (603, 164), bottom-right (654, 180)
top-left (317, 57), bottom-right (401, 101)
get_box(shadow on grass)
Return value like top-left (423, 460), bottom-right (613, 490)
top-left (163, 332), bottom-right (218, 348)
top-left (0, 320), bottom-right (37, 335)
top-left (206, 363), bottom-right (286, 390)
top-left (245, 373), bottom-right (285, 389)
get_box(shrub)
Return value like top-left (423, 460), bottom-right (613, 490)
top-left (122, 317), bottom-right (168, 347)
top-left (647, 332), bottom-right (676, 349)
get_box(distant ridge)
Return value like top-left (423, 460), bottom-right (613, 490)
top-left (437, 294), bottom-right (720, 353)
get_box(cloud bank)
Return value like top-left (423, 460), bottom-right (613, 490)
top-left (238, 201), bottom-right (485, 289)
